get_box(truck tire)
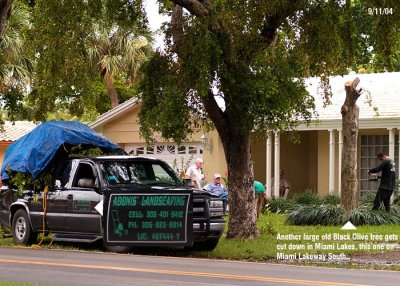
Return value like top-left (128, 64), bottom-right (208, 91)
top-left (12, 209), bottom-right (38, 245)
top-left (193, 239), bottom-right (219, 251)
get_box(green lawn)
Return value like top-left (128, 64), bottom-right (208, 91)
top-left (198, 213), bottom-right (400, 261)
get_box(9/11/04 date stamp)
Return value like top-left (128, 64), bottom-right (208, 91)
top-left (367, 7), bottom-right (394, 15)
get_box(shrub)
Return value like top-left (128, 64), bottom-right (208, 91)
top-left (393, 190), bottom-right (400, 205)
top-left (321, 193), bottom-right (341, 205)
top-left (291, 190), bottom-right (320, 205)
top-left (359, 191), bottom-right (376, 207)
top-left (286, 204), bottom-right (345, 226)
top-left (344, 206), bottom-right (400, 226)
top-left (287, 203), bottom-right (400, 226)
top-left (265, 197), bottom-right (291, 214)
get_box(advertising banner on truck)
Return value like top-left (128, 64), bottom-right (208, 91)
top-left (103, 190), bottom-right (193, 247)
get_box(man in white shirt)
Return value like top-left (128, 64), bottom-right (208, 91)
top-left (185, 158), bottom-right (205, 188)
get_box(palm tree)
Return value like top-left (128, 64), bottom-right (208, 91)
top-left (87, 26), bottom-right (153, 108)
top-left (0, 3), bottom-right (32, 95)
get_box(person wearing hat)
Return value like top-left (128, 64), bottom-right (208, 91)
top-left (204, 173), bottom-right (228, 213)
top-left (368, 152), bottom-right (396, 212)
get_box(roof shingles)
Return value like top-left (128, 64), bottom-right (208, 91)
top-left (0, 121), bottom-right (37, 142)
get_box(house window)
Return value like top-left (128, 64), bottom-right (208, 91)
top-left (125, 143), bottom-right (203, 170)
top-left (136, 147), bottom-right (145, 155)
top-left (146, 146), bottom-right (154, 154)
top-left (360, 135), bottom-right (398, 194)
top-left (167, 145), bottom-right (176, 154)
top-left (177, 146), bottom-right (186, 154)
top-left (188, 146), bottom-right (198, 154)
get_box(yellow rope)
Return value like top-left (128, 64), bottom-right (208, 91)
top-left (37, 185), bottom-right (48, 245)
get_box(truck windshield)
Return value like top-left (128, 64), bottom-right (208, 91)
top-left (99, 160), bottom-right (182, 186)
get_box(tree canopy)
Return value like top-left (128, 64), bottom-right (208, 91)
top-left (1, 0), bottom-right (152, 121)
top-left (138, 0), bottom-right (400, 238)
top-left (1, 0), bottom-right (399, 239)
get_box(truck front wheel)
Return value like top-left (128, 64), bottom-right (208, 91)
top-left (12, 209), bottom-right (38, 245)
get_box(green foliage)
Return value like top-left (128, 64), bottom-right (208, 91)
top-left (265, 197), bottom-right (292, 214)
top-left (291, 191), bottom-right (321, 205)
top-left (68, 145), bottom-right (105, 157)
top-left (344, 205), bottom-right (400, 226)
top-left (321, 193), bottom-right (341, 205)
top-left (0, 1), bottom-right (32, 119)
top-left (266, 191), bottom-right (341, 214)
top-left (0, 224), bottom-right (11, 238)
top-left (286, 204), bottom-right (345, 226)
top-left (25, 0), bottom-right (150, 120)
top-left (284, 190), bottom-right (399, 226)
top-left (6, 145), bottom-right (110, 195)
top-left (286, 200), bottom-right (400, 226)
top-left (8, 169), bottom-right (52, 196)
top-left (359, 191), bottom-right (376, 207)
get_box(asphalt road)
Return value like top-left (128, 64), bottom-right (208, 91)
top-left (0, 247), bottom-right (398, 286)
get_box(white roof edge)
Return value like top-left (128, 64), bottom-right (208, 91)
top-left (89, 97), bottom-right (139, 129)
top-left (296, 117), bottom-right (400, 131)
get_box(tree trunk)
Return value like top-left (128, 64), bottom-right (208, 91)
top-left (104, 75), bottom-right (119, 108)
top-left (223, 133), bottom-right (258, 239)
top-left (0, 0), bottom-right (12, 37)
top-left (341, 77), bottom-right (362, 211)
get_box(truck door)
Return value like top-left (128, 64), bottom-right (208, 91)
top-left (63, 161), bottom-right (102, 234)
top-left (29, 161), bottom-right (72, 232)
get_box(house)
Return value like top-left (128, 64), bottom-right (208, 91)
top-left (89, 72), bottom-right (400, 197)
top-left (88, 98), bottom-right (228, 177)
top-left (252, 72), bottom-right (400, 197)
top-left (0, 121), bottom-right (37, 167)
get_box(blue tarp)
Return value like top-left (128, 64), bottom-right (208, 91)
top-left (1, 121), bottom-right (125, 180)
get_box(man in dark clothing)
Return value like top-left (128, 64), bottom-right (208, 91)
top-left (368, 152), bottom-right (396, 212)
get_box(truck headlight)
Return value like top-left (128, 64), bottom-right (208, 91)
top-left (209, 199), bottom-right (223, 208)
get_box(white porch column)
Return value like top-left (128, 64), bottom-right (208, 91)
top-left (274, 131), bottom-right (280, 198)
top-left (266, 132), bottom-right (272, 198)
top-left (388, 128), bottom-right (395, 159)
top-left (398, 129), bottom-right (400, 190)
top-left (329, 129), bottom-right (335, 194)
top-left (338, 129), bottom-right (343, 196)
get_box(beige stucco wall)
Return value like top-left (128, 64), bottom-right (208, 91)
top-left (202, 130), bottom-right (228, 182)
top-left (95, 103), bottom-right (143, 144)
top-left (251, 136), bottom-right (266, 183)
top-left (93, 103), bottom-right (204, 146)
top-left (308, 131), bottom-right (318, 192)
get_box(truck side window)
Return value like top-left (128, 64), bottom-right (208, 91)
top-left (54, 161), bottom-right (73, 189)
top-left (73, 163), bottom-right (95, 188)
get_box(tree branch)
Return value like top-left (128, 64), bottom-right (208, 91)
top-left (261, 1), bottom-right (305, 44)
top-left (171, 4), bottom-right (183, 52)
top-left (169, 0), bottom-right (209, 17)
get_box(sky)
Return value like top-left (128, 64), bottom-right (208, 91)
top-left (144, 0), bottom-right (168, 49)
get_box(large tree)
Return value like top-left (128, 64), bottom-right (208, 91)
top-left (87, 25), bottom-right (153, 108)
top-left (138, 0), bottom-right (400, 238)
top-left (0, 1), bottom-right (32, 120)
top-left (27, 0), bottom-right (150, 120)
